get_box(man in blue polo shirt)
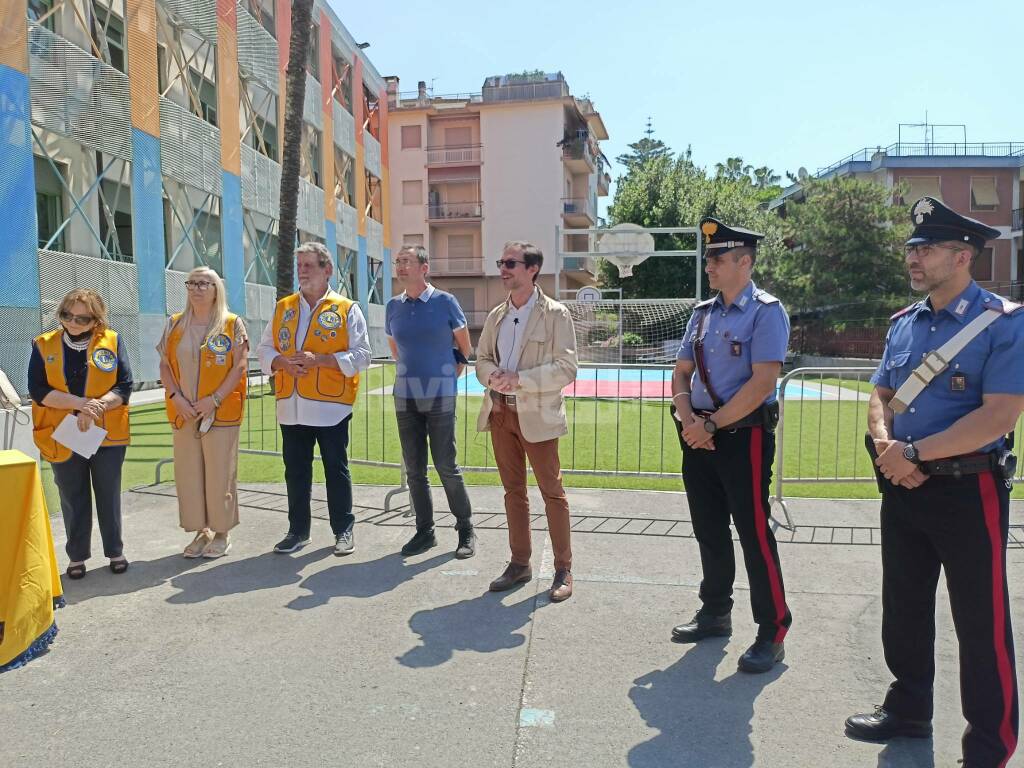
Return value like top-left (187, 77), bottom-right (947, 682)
top-left (386, 245), bottom-right (476, 558)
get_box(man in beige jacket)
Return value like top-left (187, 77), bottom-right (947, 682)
top-left (475, 241), bottom-right (579, 602)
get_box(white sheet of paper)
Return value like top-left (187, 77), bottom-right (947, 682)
top-left (52, 414), bottom-right (107, 459)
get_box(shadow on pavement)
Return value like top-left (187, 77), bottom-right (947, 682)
top-left (166, 547), bottom-right (334, 604)
top-left (397, 589), bottom-right (538, 668)
top-left (876, 738), bottom-right (936, 768)
top-left (285, 552), bottom-right (451, 610)
top-left (62, 554), bottom-right (207, 605)
top-left (628, 640), bottom-right (785, 768)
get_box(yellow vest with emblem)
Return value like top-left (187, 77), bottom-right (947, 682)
top-left (163, 313), bottom-right (247, 429)
top-left (271, 291), bottom-right (359, 404)
top-left (32, 328), bottom-right (130, 463)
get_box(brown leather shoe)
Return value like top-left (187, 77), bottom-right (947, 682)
top-left (549, 569), bottom-right (573, 602)
top-left (489, 562), bottom-right (532, 592)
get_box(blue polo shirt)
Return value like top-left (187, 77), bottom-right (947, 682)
top-left (871, 281), bottom-right (1024, 452)
top-left (385, 284), bottom-right (467, 399)
top-left (677, 281), bottom-right (790, 412)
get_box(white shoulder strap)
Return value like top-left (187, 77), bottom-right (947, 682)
top-left (889, 308), bottom-right (1001, 414)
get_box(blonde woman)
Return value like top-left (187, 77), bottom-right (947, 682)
top-left (157, 267), bottom-right (248, 558)
top-left (29, 289), bottom-right (132, 579)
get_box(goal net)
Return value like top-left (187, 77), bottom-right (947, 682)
top-left (563, 299), bottom-right (698, 364)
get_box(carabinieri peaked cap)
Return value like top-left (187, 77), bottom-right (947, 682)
top-left (906, 196), bottom-right (1001, 250)
top-left (700, 216), bottom-right (764, 257)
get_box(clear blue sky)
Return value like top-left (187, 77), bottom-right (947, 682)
top-left (330, 0), bottom-right (1023, 184)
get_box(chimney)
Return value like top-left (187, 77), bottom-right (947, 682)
top-left (417, 80), bottom-right (427, 104)
top-left (384, 76), bottom-right (399, 109)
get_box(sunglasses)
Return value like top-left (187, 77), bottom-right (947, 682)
top-left (185, 280), bottom-right (214, 290)
top-left (496, 259), bottom-right (526, 270)
top-left (59, 310), bottom-right (95, 325)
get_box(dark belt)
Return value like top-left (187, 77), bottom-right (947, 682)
top-left (921, 452), bottom-right (1003, 477)
top-left (490, 390), bottom-right (517, 409)
top-left (694, 401), bottom-right (779, 432)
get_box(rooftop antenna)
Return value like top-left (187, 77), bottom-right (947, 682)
top-left (429, 78), bottom-right (436, 96)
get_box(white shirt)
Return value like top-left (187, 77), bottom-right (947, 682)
top-left (256, 290), bottom-right (372, 427)
top-left (496, 287), bottom-right (538, 372)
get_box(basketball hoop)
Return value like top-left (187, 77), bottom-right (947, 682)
top-left (596, 223), bottom-right (656, 278)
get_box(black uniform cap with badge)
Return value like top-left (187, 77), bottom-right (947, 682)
top-left (906, 196), bottom-right (1001, 251)
top-left (700, 216), bottom-right (764, 260)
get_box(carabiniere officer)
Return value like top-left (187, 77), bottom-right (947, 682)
top-left (846, 196), bottom-right (1021, 768)
top-left (670, 216), bottom-right (793, 674)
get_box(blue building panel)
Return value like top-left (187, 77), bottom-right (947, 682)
top-left (356, 234), bottom-right (369, 316)
top-left (221, 171), bottom-right (245, 314)
top-left (0, 66), bottom-right (41, 309)
top-left (130, 128), bottom-right (167, 315)
top-left (325, 219), bottom-right (338, 290)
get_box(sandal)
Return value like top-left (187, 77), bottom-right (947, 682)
top-left (201, 535), bottom-right (231, 559)
top-left (184, 531), bottom-right (212, 558)
top-left (109, 558), bottom-right (129, 575)
top-left (66, 563), bottom-right (87, 580)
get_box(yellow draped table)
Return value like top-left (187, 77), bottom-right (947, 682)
top-left (0, 450), bottom-right (64, 672)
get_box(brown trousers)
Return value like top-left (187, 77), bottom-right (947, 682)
top-left (488, 400), bottom-right (572, 571)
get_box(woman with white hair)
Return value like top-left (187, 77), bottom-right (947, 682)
top-left (157, 267), bottom-right (248, 557)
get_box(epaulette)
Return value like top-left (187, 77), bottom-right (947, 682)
top-left (889, 302), bottom-right (920, 322)
top-left (694, 297), bottom-right (716, 309)
top-left (984, 294), bottom-right (1024, 315)
top-left (753, 290), bottom-right (779, 305)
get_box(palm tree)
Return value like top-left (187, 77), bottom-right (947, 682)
top-left (714, 157), bottom-right (753, 182)
top-left (276, 0), bottom-right (315, 299)
top-left (753, 166), bottom-right (781, 189)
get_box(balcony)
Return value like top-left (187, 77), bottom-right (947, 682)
top-left (562, 255), bottom-right (597, 274)
top-left (562, 138), bottom-right (595, 174)
top-left (426, 144), bottom-right (482, 166)
top-left (562, 197), bottom-right (595, 227)
top-left (428, 256), bottom-right (483, 276)
top-left (427, 202), bottom-right (483, 223)
top-left (1013, 207), bottom-right (1023, 233)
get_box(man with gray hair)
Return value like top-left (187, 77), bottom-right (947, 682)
top-left (256, 242), bottom-right (372, 556)
top-left (386, 244), bottom-right (476, 558)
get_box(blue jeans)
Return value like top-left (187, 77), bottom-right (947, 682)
top-left (281, 416), bottom-right (353, 537)
top-left (395, 396), bottom-right (473, 532)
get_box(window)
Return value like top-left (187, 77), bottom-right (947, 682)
top-left (402, 180), bottom-right (422, 205)
top-left (28, 0), bottom-right (57, 32)
top-left (449, 287), bottom-right (475, 315)
top-left (245, 0), bottom-right (275, 37)
top-left (401, 125), bottom-right (421, 149)
top-left (307, 22), bottom-right (320, 80)
top-left (445, 126), bottom-right (472, 147)
top-left (156, 44), bottom-right (167, 93)
top-left (192, 209), bottom-right (223, 273)
top-left (447, 234), bottom-right (474, 260)
top-left (307, 128), bottom-right (323, 187)
top-left (402, 234), bottom-right (423, 247)
top-left (252, 113), bottom-right (278, 161)
top-left (34, 155), bottom-right (66, 251)
top-left (331, 50), bottom-right (352, 111)
top-left (338, 246), bottom-right (357, 297)
top-left (91, 3), bottom-right (126, 72)
top-left (902, 176), bottom-right (942, 203)
top-left (971, 177), bottom-right (999, 212)
top-left (189, 68), bottom-right (218, 126)
top-left (334, 147), bottom-right (355, 205)
top-left (369, 257), bottom-right (383, 303)
top-left (98, 179), bottom-right (133, 262)
top-left (972, 246), bottom-right (995, 282)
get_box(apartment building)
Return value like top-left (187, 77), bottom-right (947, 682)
top-left (772, 137), bottom-right (1024, 293)
top-left (0, 0), bottom-right (392, 392)
top-left (385, 72), bottom-right (611, 330)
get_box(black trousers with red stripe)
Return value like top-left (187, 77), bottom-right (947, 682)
top-left (681, 426), bottom-right (792, 643)
top-left (880, 471), bottom-right (1018, 768)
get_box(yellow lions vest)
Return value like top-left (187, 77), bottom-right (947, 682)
top-left (163, 313), bottom-right (247, 429)
top-left (271, 291), bottom-right (359, 404)
top-left (32, 328), bottom-right (130, 463)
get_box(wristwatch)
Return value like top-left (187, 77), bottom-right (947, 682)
top-left (703, 418), bottom-right (718, 435)
top-left (902, 442), bottom-right (921, 464)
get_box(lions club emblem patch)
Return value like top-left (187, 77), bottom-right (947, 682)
top-left (317, 310), bottom-right (342, 330)
top-left (92, 348), bottom-right (116, 372)
top-left (207, 334), bottom-right (232, 355)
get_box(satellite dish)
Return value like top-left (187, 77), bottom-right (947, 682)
top-left (596, 223), bottom-right (656, 278)
top-left (797, 167), bottom-right (809, 181)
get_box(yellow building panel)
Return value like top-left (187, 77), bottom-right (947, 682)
top-left (216, 19), bottom-right (241, 175)
top-left (125, 0), bottom-right (160, 135)
top-left (380, 166), bottom-right (391, 248)
top-left (0, 1), bottom-right (29, 74)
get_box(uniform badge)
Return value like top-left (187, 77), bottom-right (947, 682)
top-left (701, 220), bottom-right (718, 244)
top-left (317, 310), bottom-right (342, 330)
top-left (912, 198), bottom-right (935, 224)
top-left (278, 326), bottom-right (291, 351)
top-left (730, 341), bottom-right (742, 357)
top-left (215, 355), bottom-right (227, 366)
top-left (282, 309), bottom-right (296, 322)
top-left (738, 295), bottom-right (749, 307)
top-left (207, 334), bottom-right (232, 355)
top-left (313, 329), bottom-right (322, 337)
top-left (92, 348), bottom-right (117, 372)
top-left (330, 331), bottom-right (337, 338)
top-left (330, 304), bottom-right (338, 311)
top-left (955, 299), bottom-right (969, 316)
top-left (951, 373), bottom-right (967, 392)
top-left (46, 354), bottom-right (55, 364)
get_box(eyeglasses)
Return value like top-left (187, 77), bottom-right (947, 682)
top-left (59, 310), bottom-right (95, 325)
top-left (496, 259), bottom-right (526, 270)
top-left (904, 243), bottom-right (966, 258)
top-left (185, 280), bottom-right (214, 291)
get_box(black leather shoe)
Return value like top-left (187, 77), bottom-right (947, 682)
top-left (401, 528), bottom-right (437, 556)
top-left (737, 639), bottom-right (784, 673)
top-left (671, 612), bottom-right (732, 643)
top-left (454, 528), bottom-right (476, 559)
top-left (489, 562), bottom-right (532, 592)
top-left (844, 706), bottom-right (932, 742)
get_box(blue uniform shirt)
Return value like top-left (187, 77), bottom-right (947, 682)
top-left (677, 281), bottom-right (790, 412)
top-left (385, 285), bottom-right (467, 399)
top-left (871, 281), bottom-right (1024, 453)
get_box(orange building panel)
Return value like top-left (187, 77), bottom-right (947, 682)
top-left (1, 1), bottom-right (29, 74)
top-left (216, 19), bottom-right (241, 175)
top-left (125, 0), bottom-right (160, 135)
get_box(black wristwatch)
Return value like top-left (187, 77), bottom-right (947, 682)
top-left (703, 418), bottom-right (718, 435)
top-left (902, 442), bottom-right (921, 465)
